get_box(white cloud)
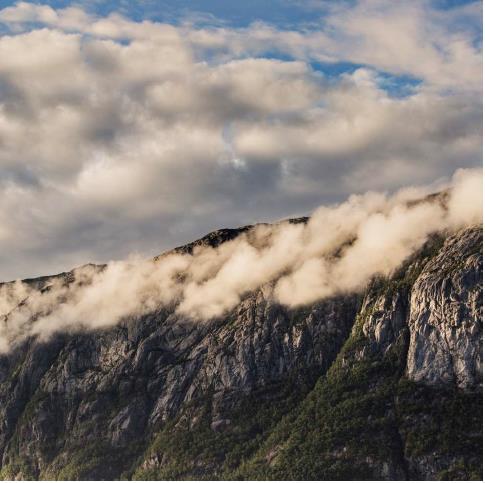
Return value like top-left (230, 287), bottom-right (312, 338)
top-left (0, 1), bottom-right (481, 281)
top-left (0, 1), bottom-right (481, 90)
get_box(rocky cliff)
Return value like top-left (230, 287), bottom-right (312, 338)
top-left (0, 225), bottom-right (482, 480)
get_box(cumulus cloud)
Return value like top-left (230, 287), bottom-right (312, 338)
top-left (0, 168), bottom-right (482, 353)
top-left (0, 1), bottom-right (481, 283)
top-left (1, 1), bottom-right (480, 90)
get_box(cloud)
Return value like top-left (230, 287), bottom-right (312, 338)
top-left (0, 167), bottom-right (481, 353)
top-left (0, 1), bottom-right (481, 282)
top-left (1, 1), bottom-right (480, 90)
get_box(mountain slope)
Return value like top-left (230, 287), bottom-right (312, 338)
top-left (0, 225), bottom-right (482, 480)
top-left (229, 227), bottom-right (482, 480)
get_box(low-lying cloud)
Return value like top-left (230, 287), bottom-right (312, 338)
top-left (0, 168), bottom-right (481, 353)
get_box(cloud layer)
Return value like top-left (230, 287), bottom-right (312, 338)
top-left (0, 1), bottom-right (482, 281)
top-left (0, 168), bottom-right (482, 353)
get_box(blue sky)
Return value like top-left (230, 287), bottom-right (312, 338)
top-left (5, 0), bottom-right (332, 26)
top-left (0, 0), bottom-right (479, 26)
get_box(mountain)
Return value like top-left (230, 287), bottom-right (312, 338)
top-left (0, 222), bottom-right (482, 480)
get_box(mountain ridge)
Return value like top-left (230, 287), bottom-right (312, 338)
top-left (0, 221), bottom-right (482, 480)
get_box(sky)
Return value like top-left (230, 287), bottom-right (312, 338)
top-left (0, 0), bottom-right (482, 281)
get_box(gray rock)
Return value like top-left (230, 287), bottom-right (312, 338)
top-left (406, 227), bottom-right (482, 389)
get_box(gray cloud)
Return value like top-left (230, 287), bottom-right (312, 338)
top-left (0, 1), bottom-right (481, 281)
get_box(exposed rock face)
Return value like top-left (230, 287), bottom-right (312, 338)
top-left (406, 228), bottom-right (482, 389)
top-left (0, 225), bottom-right (482, 480)
top-left (0, 287), bottom-right (359, 479)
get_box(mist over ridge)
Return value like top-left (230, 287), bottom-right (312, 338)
top-left (0, 167), bottom-right (482, 353)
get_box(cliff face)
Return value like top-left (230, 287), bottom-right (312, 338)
top-left (406, 229), bottom-right (482, 389)
top-left (0, 226), bottom-right (482, 480)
